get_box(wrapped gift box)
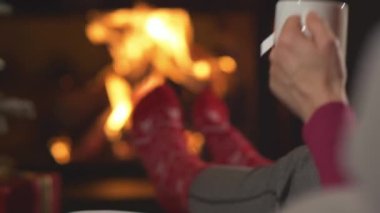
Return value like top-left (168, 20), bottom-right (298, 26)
top-left (0, 172), bottom-right (61, 213)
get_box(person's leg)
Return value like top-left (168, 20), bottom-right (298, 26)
top-left (132, 85), bottom-right (319, 213)
top-left (132, 85), bottom-right (208, 213)
top-left (189, 146), bottom-right (320, 213)
top-left (192, 87), bottom-right (272, 166)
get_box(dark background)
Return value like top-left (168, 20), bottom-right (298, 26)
top-left (0, 0), bottom-right (379, 212)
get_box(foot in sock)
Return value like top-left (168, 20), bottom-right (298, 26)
top-left (132, 84), bottom-right (207, 213)
top-left (192, 87), bottom-right (272, 166)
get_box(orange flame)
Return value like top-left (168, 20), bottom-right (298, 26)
top-left (192, 60), bottom-right (212, 80)
top-left (104, 73), bottom-right (133, 141)
top-left (185, 130), bottom-right (205, 155)
top-left (86, 5), bottom-right (212, 83)
top-left (86, 5), bottom-right (235, 151)
top-left (49, 136), bottom-right (72, 165)
top-left (218, 56), bottom-right (237, 74)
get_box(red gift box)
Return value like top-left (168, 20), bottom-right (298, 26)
top-left (0, 177), bottom-right (38, 213)
top-left (0, 172), bottom-right (61, 213)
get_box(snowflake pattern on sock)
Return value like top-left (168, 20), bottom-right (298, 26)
top-left (193, 87), bottom-right (272, 166)
top-left (132, 85), bottom-right (207, 213)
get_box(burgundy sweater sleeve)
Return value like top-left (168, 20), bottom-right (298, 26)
top-left (302, 102), bottom-right (355, 187)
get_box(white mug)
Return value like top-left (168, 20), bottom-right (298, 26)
top-left (261, 0), bottom-right (349, 56)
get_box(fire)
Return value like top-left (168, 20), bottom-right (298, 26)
top-left (86, 5), bottom-right (236, 153)
top-left (192, 60), bottom-right (212, 80)
top-left (49, 137), bottom-right (72, 165)
top-left (86, 5), bottom-right (208, 83)
top-left (86, 22), bottom-right (107, 44)
top-left (132, 73), bottom-right (165, 104)
top-left (145, 10), bottom-right (193, 70)
top-left (218, 56), bottom-right (237, 74)
top-left (185, 131), bottom-right (205, 155)
top-left (104, 73), bottom-right (133, 141)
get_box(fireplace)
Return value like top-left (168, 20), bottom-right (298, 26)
top-left (0, 1), bottom-right (308, 212)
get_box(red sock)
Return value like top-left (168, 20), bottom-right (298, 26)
top-left (132, 85), bottom-right (207, 213)
top-left (192, 87), bottom-right (272, 167)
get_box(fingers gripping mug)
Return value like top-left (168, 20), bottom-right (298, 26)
top-left (261, 0), bottom-right (349, 56)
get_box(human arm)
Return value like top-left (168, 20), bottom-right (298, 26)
top-left (303, 102), bottom-right (354, 186)
top-left (269, 12), bottom-right (352, 186)
top-left (269, 12), bottom-right (348, 122)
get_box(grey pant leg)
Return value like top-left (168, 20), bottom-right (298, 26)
top-left (189, 146), bottom-right (320, 213)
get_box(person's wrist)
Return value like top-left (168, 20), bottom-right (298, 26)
top-left (303, 91), bottom-right (348, 122)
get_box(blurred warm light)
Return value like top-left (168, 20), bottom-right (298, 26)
top-left (146, 17), bottom-right (172, 41)
top-left (112, 35), bottom-right (153, 76)
top-left (192, 60), bottom-right (212, 80)
top-left (112, 142), bottom-right (135, 160)
top-left (86, 5), bottom-right (238, 148)
top-left (105, 73), bottom-right (131, 108)
top-left (86, 22), bottom-right (107, 44)
top-left (49, 137), bottom-right (72, 165)
top-left (185, 130), bottom-right (205, 155)
top-left (104, 74), bottom-right (133, 141)
top-left (105, 105), bottom-right (129, 140)
top-left (218, 56), bottom-right (237, 74)
top-left (65, 178), bottom-right (155, 200)
top-left (86, 5), bottom-right (212, 86)
top-left (108, 9), bottom-right (133, 26)
top-left (87, 6), bottom-right (200, 143)
top-left (145, 11), bottom-right (193, 70)
top-left (132, 74), bottom-right (165, 103)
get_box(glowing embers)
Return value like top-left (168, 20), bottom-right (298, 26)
top-left (218, 56), bottom-right (237, 74)
top-left (185, 131), bottom-right (205, 155)
top-left (49, 136), bottom-right (72, 165)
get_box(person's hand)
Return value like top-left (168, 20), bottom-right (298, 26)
top-left (269, 12), bottom-right (348, 122)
